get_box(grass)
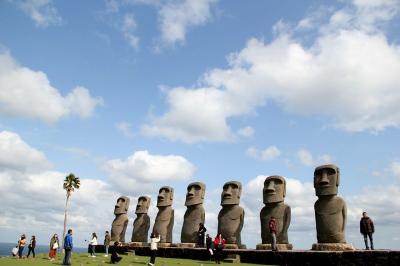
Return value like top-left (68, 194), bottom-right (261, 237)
top-left (0, 253), bottom-right (271, 266)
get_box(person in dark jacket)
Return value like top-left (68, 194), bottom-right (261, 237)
top-left (197, 223), bottom-right (207, 247)
top-left (360, 211), bottom-right (375, 250)
top-left (27, 235), bottom-right (36, 258)
top-left (269, 217), bottom-right (277, 251)
top-left (110, 241), bottom-right (122, 264)
top-left (205, 234), bottom-right (213, 260)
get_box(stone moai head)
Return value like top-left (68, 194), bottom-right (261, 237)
top-left (135, 196), bottom-right (151, 214)
top-left (314, 164), bottom-right (340, 196)
top-left (263, 175), bottom-right (286, 204)
top-left (185, 182), bottom-right (206, 206)
top-left (114, 196), bottom-right (130, 215)
top-left (221, 181), bottom-right (242, 206)
top-left (157, 186), bottom-right (174, 207)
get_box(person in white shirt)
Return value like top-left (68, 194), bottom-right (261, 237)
top-left (88, 232), bottom-right (98, 257)
top-left (12, 245), bottom-right (18, 257)
top-left (148, 232), bottom-right (160, 266)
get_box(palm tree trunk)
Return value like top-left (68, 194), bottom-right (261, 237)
top-left (62, 193), bottom-right (70, 253)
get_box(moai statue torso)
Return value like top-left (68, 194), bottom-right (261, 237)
top-left (314, 164), bottom-right (347, 243)
top-left (217, 181), bottom-right (244, 246)
top-left (131, 196), bottom-right (151, 242)
top-left (260, 176), bottom-right (291, 244)
top-left (152, 186), bottom-right (174, 243)
top-left (111, 196), bottom-right (130, 242)
top-left (181, 182), bottom-right (206, 243)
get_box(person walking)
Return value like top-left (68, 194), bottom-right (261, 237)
top-left (63, 229), bottom-right (73, 265)
top-left (213, 233), bottom-right (225, 264)
top-left (206, 234), bottom-right (213, 260)
top-left (197, 223), bottom-right (207, 247)
top-left (88, 232), bottom-right (98, 257)
top-left (17, 234), bottom-right (26, 259)
top-left (26, 235), bottom-right (36, 259)
top-left (110, 241), bottom-right (122, 264)
top-left (360, 211), bottom-right (375, 250)
top-left (48, 234), bottom-right (59, 261)
top-left (104, 231), bottom-right (111, 257)
top-left (148, 232), bottom-right (160, 266)
top-left (269, 216), bottom-right (277, 251)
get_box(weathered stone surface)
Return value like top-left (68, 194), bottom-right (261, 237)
top-left (314, 164), bottom-right (348, 244)
top-left (218, 181), bottom-right (245, 246)
top-left (312, 243), bottom-right (355, 251)
top-left (224, 254), bottom-right (240, 263)
top-left (128, 242), bottom-right (150, 247)
top-left (111, 196), bottom-right (130, 242)
top-left (256, 243), bottom-right (293, 250)
top-left (131, 196), bottom-right (151, 243)
top-left (152, 186), bottom-right (174, 243)
top-left (181, 182), bottom-right (206, 244)
top-left (174, 243), bottom-right (196, 248)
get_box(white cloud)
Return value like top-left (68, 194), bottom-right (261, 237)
top-left (0, 52), bottom-right (103, 123)
top-left (296, 149), bottom-right (332, 167)
top-left (17, 0), bottom-right (62, 27)
top-left (121, 13), bottom-right (139, 49)
top-left (143, 1), bottom-right (400, 143)
top-left (104, 150), bottom-right (196, 193)
top-left (390, 161), bottom-right (400, 178)
top-left (237, 126), bottom-right (255, 137)
top-left (116, 121), bottom-right (134, 137)
top-left (247, 146), bottom-right (281, 161)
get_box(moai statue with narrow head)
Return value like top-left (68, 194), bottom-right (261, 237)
top-left (217, 181), bottom-right (244, 247)
top-left (313, 164), bottom-right (354, 250)
top-left (258, 175), bottom-right (292, 250)
top-left (152, 186), bottom-right (174, 243)
top-left (131, 196), bottom-right (151, 243)
top-left (111, 196), bottom-right (130, 242)
top-left (181, 182), bottom-right (206, 244)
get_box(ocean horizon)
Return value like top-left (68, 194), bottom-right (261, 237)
top-left (0, 242), bottom-right (88, 257)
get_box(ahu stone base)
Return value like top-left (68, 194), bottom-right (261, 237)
top-left (312, 243), bottom-right (355, 251)
top-left (224, 254), bottom-right (240, 263)
top-left (157, 243), bottom-right (172, 248)
top-left (256, 243), bottom-right (293, 250)
top-left (173, 243), bottom-right (197, 248)
top-left (127, 242), bottom-right (149, 247)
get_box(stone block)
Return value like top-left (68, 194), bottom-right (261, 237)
top-left (312, 243), bottom-right (355, 251)
top-left (256, 243), bottom-right (293, 250)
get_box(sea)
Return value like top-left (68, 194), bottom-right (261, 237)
top-left (0, 242), bottom-right (88, 257)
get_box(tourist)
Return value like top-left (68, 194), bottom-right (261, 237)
top-left (148, 232), bottom-right (161, 266)
top-left (88, 232), bottom-right (98, 257)
top-left (48, 234), bottom-right (59, 261)
top-left (206, 234), bottom-right (213, 259)
top-left (213, 233), bottom-right (225, 264)
top-left (12, 245), bottom-right (18, 257)
top-left (197, 223), bottom-right (207, 247)
top-left (110, 241), bottom-right (122, 264)
top-left (104, 231), bottom-right (111, 257)
top-left (26, 235), bottom-right (36, 259)
top-left (17, 234), bottom-right (26, 259)
top-left (269, 216), bottom-right (277, 251)
top-left (63, 229), bottom-right (73, 265)
top-left (360, 211), bottom-right (375, 250)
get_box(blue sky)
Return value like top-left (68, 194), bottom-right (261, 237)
top-left (1, 0), bottom-right (400, 249)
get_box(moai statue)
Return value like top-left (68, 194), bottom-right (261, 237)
top-left (257, 175), bottom-right (292, 250)
top-left (152, 186), bottom-right (174, 244)
top-left (131, 196), bottom-right (151, 243)
top-left (312, 164), bottom-right (354, 250)
top-left (217, 181), bottom-right (245, 248)
top-left (111, 196), bottom-right (130, 242)
top-left (181, 182), bottom-right (206, 245)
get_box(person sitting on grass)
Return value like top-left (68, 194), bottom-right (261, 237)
top-left (110, 241), bottom-right (122, 264)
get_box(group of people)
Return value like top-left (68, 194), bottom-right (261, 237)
top-left (12, 234), bottom-right (36, 259)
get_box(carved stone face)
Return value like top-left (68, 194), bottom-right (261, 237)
top-left (135, 196), bottom-right (151, 214)
top-left (114, 196), bottom-right (130, 215)
top-left (314, 164), bottom-right (340, 196)
top-left (263, 175), bottom-right (286, 204)
top-left (185, 182), bottom-right (206, 206)
top-left (221, 181), bottom-right (242, 206)
top-left (157, 186), bottom-right (174, 207)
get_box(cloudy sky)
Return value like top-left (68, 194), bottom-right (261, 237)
top-left (1, 0), bottom-right (400, 249)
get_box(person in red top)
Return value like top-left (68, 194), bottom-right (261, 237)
top-left (213, 233), bottom-right (225, 264)
top-left (269, 217), bottom-right (277, 251)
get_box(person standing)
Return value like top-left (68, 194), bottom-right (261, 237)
top-left (27, 235), bottom-right (36, 259)
top-left (63, 229), bottom-right (73, 265)
top-left (205, 234), bottom-right (213, 260)
top-left (88, 232), bottom-right (98, 257)
top-left (104, 231), bottom-right (111, 257)
top-left (213, 233), bottom-right (225, 264)
top-left (360, 211), bottom-right (375, 250)
top-left (48, 234), bottom-right (59, 261)
top-left (269, 216), bottom-right (277, 251)
top-left (148, 232), bottom-right (160, 266)
top-left (197, 223), bottom-right (207, 247)
top-left (17, 234), bottom-right (26, 259)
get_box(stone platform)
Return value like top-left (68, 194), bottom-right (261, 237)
top-left (256, 243), bottom-right (293, 250)
top-left (312, 243), bottom-right (355, 251)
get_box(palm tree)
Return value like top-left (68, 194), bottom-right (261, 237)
top-left (62, 173), bottom-right (81, 249)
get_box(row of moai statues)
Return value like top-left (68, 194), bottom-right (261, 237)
top-left (110, 164), bottom-right (354, 250)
